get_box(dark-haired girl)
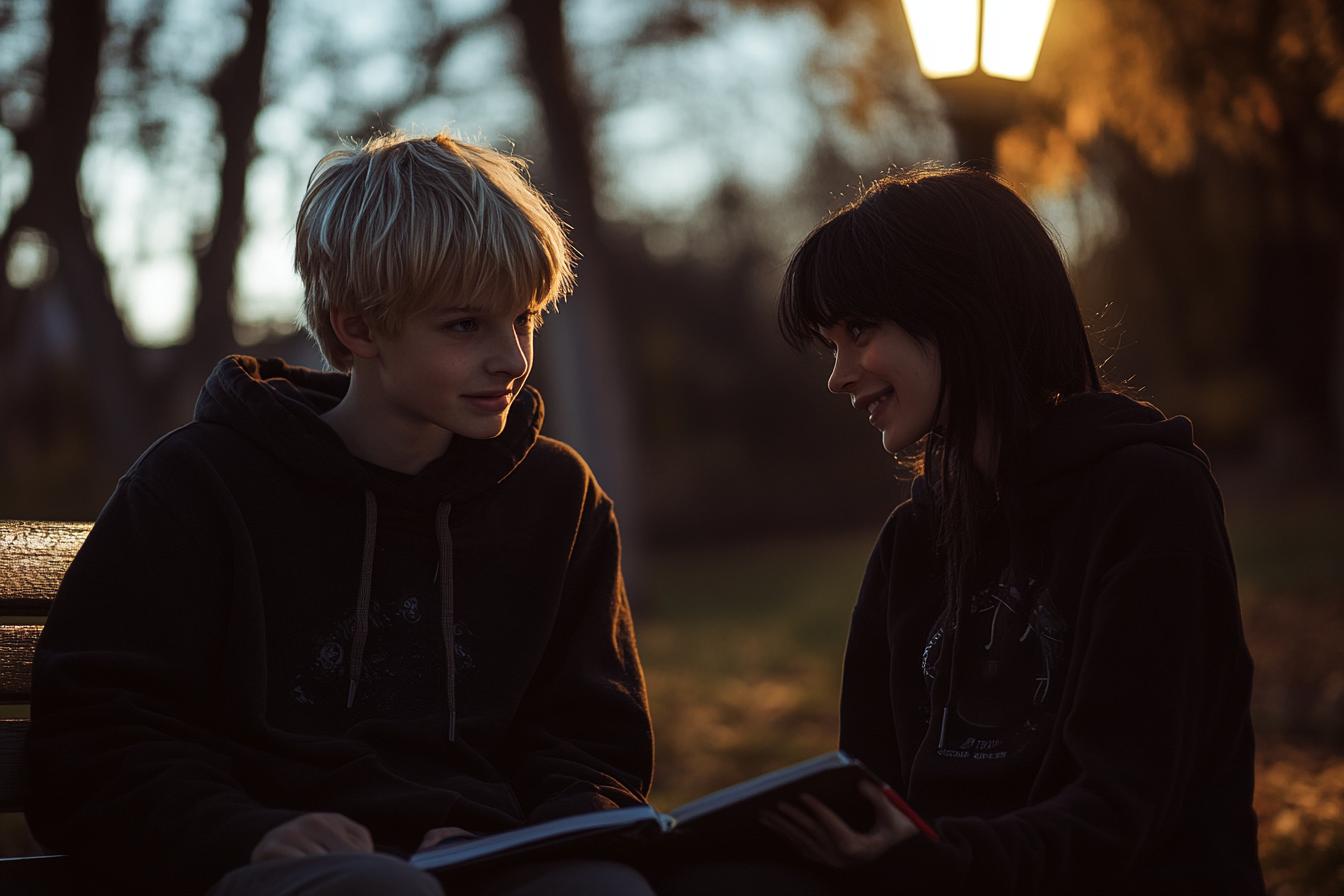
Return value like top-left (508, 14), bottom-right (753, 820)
top-left (761, 167), bottom-right (1264, 894)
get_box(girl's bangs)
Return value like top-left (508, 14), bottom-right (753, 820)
top-left (778, 218), bottom-right (895, 350)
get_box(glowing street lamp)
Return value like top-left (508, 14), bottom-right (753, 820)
top-left (900, 0), bottom-right (1056, 166)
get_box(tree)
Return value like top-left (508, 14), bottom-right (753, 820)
top-left (0, 0), bottom-right (151, 484)
top-left (0, 0), bottom-right (280, 514)
top-left (506, 0), bottom-right (643, 549)
top-left (189, 0), bottom-right (272, 371)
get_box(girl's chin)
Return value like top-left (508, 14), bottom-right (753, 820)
top-left (881, 431), bottom-right (925, 455)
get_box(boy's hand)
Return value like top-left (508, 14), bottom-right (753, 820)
top-left (759, 779), bottom-right (918, 868)
top-left (416, 826), bottom-right (477, 853)
top-left (251, 813), bottom-right (374, 863)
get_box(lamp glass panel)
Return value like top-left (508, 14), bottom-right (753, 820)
top-left (981, 0), bottom-right (1055, 80)
top-left (901, 0), bottom-right (980, 79)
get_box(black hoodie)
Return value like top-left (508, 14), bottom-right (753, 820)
top-left (839, 391), bottom-right (1264, 895)
top-left (27, 356), bottom-right (653, 894)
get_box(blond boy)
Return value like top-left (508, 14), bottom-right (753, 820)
top-left (28, 133), bottom-right (655, 896)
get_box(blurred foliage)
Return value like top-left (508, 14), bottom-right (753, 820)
top-left (1003, 0), bottom-right (1344, 189)
top-left (1258, 747), bottom-right (1344, 896)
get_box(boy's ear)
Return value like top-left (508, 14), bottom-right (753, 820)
top-left (329, 307), bottom-right (380, 361)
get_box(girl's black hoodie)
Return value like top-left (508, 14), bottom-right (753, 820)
top-left (839, 391), bottom-right (1264, 895)
top-left (26, 356), bottom-right (654, 894)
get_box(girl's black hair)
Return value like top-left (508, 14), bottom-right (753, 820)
top-left (778, 166), bottom-right (1101, 611)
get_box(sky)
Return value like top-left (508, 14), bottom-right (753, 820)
top-left (0, 0), bottom-right (1120, 346)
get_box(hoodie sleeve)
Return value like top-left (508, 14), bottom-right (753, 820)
top-left (847, 449), bottom-right (1258, 894)
top-left (26, 454), bottom-right (302, 894)
top-left (838, 516), bottom-right (905, 789)
top-left (501, 479), bottom-right (654, 823)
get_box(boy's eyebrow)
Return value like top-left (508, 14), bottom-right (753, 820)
top-left (434, 303), bottom-right (489, 314)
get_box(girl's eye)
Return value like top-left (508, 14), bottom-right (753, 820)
top-left (849, 322), bottom-right (869, 340)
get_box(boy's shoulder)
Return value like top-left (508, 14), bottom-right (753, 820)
top-left (129, 414), bottom-right (300, 479)
top-left (524, 435), bottom-right (591, 474)
top-left (125, 420), bottom-right (257, 482)
top-left (507, 435), bottom-right (611, 507)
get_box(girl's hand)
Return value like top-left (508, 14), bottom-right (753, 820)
top-left (759, 779), bottom-right (919, 868)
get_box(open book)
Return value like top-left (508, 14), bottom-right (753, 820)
top-left (410, 750), bottom-right (936, 875)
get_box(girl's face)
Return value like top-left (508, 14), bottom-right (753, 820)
top-left (820, 320), bottom-right (943, 454)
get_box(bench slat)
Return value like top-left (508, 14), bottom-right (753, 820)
top-left (0, 718), bottom-right (27, 812)
top-left (0, 521), bottom-right (91, 615)
top-left (0, 625), bottom-right (40, 704)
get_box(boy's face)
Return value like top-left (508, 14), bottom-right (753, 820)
top-left (366, 297), bottom-right (539, 441)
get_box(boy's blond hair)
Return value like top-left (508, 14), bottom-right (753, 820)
top-left (294, 132), bottom-right (574, 372)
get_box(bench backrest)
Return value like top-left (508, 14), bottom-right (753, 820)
top-left (0, 521), bottom-right (92, 813)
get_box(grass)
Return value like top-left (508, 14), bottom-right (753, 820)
top-left (636, 532), bottom-right (872, 809)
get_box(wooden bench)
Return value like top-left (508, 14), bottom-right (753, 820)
top-left (0, 520), bottom-right (104, 894)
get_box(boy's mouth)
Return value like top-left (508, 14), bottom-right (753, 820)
top-left (463, 391), bottom-right (513, 413)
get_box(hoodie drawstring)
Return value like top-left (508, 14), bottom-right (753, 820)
top-left (345, 493), bottom-right (457, 742)
top-left (937, 593), bottom-right (971, 750)
top-left (436, 502), bottom-right (457, 742)
top-left (347, 490), bottom-right (378, 709)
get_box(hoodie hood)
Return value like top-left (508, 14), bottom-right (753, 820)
top-left (194, 355), bottom-right (545, 731)
top-left (1006, 391), bottom-right (1211, 520)
top-left (194, 355), bottom-right (543, 505)
top-left (910, 391), bottom-right (1211, 521)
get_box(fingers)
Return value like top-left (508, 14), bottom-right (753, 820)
top-left (759, 808), bottom-right (840, 867)
top-left (780, 798), bottom-right (842, 855)
top-left (251, 813), bottom-right (374, 864)
top-left (799, 792), bottom-right (863, 844)
top-left (859, 780), bottom-right (919, 844)
top-left (322, 813), bottom-right (375, 853)
top-left (417, 826), bottom-right (476, 853)
top-left (791, 789), bottom-right (914, 865)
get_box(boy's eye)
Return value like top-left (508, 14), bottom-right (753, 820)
top-left (443, 318), bottom-right (478, 333)
top-left (516, 310), bottom-right (542, 330)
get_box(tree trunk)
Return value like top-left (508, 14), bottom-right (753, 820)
top-left (1, 0), bottom-right (153, 476)
top-left (188, 0), bottom-right (271, 375)
top-left (507, 0), bottom-right (645, 577)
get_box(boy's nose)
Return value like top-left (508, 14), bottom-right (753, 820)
top-left (489, 329), bottom-right (530, 378)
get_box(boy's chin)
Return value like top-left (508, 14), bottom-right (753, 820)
top-left (453, 416), bottom-right (510, 440)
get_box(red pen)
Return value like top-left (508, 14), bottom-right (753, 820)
top-left (881, 786), bottom-right (940, 842)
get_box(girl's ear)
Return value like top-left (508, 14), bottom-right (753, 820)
top-left (329, 307), bottom-right (380, 361)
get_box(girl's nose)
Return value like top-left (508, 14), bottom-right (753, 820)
top-left (828, 349), bottom-right (857, 395)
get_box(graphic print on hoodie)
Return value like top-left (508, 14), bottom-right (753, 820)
top-left (921, 567), bottom-right (1066, 765)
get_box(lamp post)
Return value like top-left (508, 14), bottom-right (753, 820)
top-left (900, 0), bottom-right (1055, 169)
